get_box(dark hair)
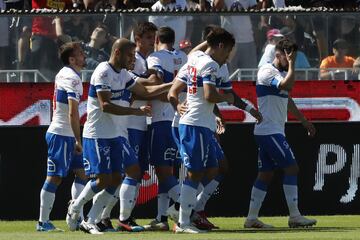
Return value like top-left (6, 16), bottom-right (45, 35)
top-left (157, 26), bottom-right (175, 44)
top-left (59, 42), bottom-right (81, 65)
top-left (133, 21), bottom-right (158, 38)
top-left (206, 27), bottom-right (235, 49)
top-left (275, 38), bottom-right (298, 54)
top-left (202, 24), bottom-right (220, 41)
top-left (333, 39), bottom-right (348, 49)
top-left (95, 23), bottom-right (109, 35)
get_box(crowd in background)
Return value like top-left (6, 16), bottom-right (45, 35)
top-left (1, 0), bottom-right (360, 81)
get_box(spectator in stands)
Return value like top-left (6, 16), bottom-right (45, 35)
top-left (82, 24), bottom-right (110, 80)
top-left (179, 39), bottom-right (192, 54)
top-left (122, 0), bottom-right (157, 8)
top-left (149, 0), bottom-right (188, 47)
top-left (258, 28), bottom-right (284, 67)
top-left (17, 26), bottom-right (32, 69)
top-left (31, 0), bottom-right (74, 80)
top-left (213, 0), bottom-right (258, 73)
top-left (62, 16), bottom-right (90, 42)
top-left (320, 39), bottom-right (356, 80)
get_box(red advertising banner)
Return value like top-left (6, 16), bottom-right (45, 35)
top-left (1, 81), bottom-right (359, 126)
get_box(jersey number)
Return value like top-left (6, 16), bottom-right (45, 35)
top-left (188, 66), bottom-right (197, 94)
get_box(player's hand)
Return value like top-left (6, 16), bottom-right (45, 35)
top-left (216, 116), bottom-right (226, 135)
top-left (74, 141), bottom-right (82, 155)
top-left (285, 49), bottom-right (297, 64)
top-left (225, 93), bottom-right (234, 105)
top-left (303, 120), bottom-right (316, 137)
top-left (139, 105), bottom-right (152, 117)
top-left (249, 108), bottom-right (263, 124)
top-left (177, 101), bottom-right (188, 116)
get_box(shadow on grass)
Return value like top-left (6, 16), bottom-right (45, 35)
top-left (212, 227), bottom-right (359, 234)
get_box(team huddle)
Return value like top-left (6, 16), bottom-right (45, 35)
top-left (37, 22), bottom-right (317, 234)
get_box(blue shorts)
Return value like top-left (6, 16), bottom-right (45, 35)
top-left (120, 136), bottom-right (139, 170)
top-left (127, 128), bottom-right (149, 172)
top-left (149, 121), bottom-right (178, 167)
top-left (83, 137), bottom-right (123, 176)
top-left (255, 134), bottom-right (296, 171)
top-left (171, 126), bottom-right (182, 165)
top-left (46, 132), bottom-right (75, 177)
top-left (178, 124), bottom-right (218, 171)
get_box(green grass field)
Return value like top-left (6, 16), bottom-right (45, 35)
top-left (1, 216), bottom-right (359, 240)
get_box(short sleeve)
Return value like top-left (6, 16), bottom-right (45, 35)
top-left (202, 62), bottom-right (218, 86)
top-left (218, 65), bottom-right (232, 90)
top-left (147, 54), bottom-right (163, 75)
top-left (257, 65), bottom-right (283, 89)
top-left (93, 69), bottom-right (111, 92)
top-left (62, 75), bottom-right (82, 102)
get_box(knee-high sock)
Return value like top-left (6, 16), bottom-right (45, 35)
top-left (283, 175), bottom-right (301, 218)
top-left (73, 180), bottom-right (100, 212)
top-left (194, 175), bottom-right (223, 212)
top-left (71, 177), bottom-right (87, 219)
top-left (119, 177), bottom-right (137, 221)
top-left (100, 185), bottom-right (120, 220)
top-left (87, 187), bottom-right (116, 224)
top-left (39, 181), bottom-right (58, 222)
top-left (247, 179), bottom-right (268, 220)
top-left (179, 179), bottom-right (199, 227)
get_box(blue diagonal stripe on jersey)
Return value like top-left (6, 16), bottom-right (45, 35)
top-left (56, 89), bottom-right (68, 104)
top-left (88, 84), bottom-right (97, 98)
top-left (256, 85), bottom-right (288, 98)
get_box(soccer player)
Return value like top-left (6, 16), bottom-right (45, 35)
top-left (66, 38), bottom-right (171, 234)
top-left (244, 38), bottom-right (317, 228)
top-left (168, 28), bottom-right (262, 233)
top-left (37, 42), bottom-right (87, 232)
top-left (143, 26), bottom-right (187, 231)
top-left (95, 22), bottom-right (159, 232)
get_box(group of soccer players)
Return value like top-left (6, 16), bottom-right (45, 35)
top-left (36, 20), bottom-right (317, 234)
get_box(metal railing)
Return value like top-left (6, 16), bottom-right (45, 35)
top-left (0, 69), bottom-right (51, 83)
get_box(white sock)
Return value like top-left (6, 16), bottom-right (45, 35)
top-left (73, 180), bottom-right (100, 212)
top-left (179, 179), bottom-right (198, 227)
top-left (119, 177), bottom-right (137, 221)
top-left (71, 179), bottom-right (85, 219)
top-left (39, 181), bottom-right (57, 223)
top-left (156, 193), bottom-right (170, 222)
top-left (194, 179), bottom-right (220, 212)
top-left (101, 185), bottom-right (120, 220)
top-left (87, 189), bottom-right (113, 224)
top-left (283, 184), bottom-right (301, 218)
top-left (247, 186), bottom-right (267, 220)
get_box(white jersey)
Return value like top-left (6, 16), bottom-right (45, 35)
top-left (149, 0), bottom-right (187, 47)
top-left (179, 51), bottom-right (225, 130)
top-left (83, 62), bottom-right (136, 139)
top-left (254, 63), bottom-right (288, 136)
top-left (48, 66), bottom-right (83, 137)
top-left (127, 52), bottom-right (149, 131)
top-left (147, 49), bottom-right (187, 123)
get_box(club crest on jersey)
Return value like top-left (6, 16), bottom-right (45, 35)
top-left (72, 80), bottom-right (80, 87)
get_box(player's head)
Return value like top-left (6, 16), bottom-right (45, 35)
top-left (202, 24), bottom-right (219, 41)
top-left (59, 42), bottom-right (86, 69)
top-left (111, 38), bottom-right (136, 70)
top-left (90, 24), bottom-right (109, 47)
top-left (156, 26), bottom-right (175, 46)
top-left (133, 21), bottom-right (157, 55)
top-left (332, 39), bottom-right (348, 58)
top-left (206, 27), bottom-right (235, 65)
top-left (274, 38), bottom-right (298, 71)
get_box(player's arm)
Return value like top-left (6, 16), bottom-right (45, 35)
top-left (97, 90), bottom-right (151, 116)
top-left (288, 97), bottom-right (316, 137)
top-left (278, 50), bottom-right (297, 91)
top-left (135, 73), bottom-right (163, 86)
top-left (189, 41), bottom-right (208, 55)
top-left (168, 78), bottom-right (187, 116)
top-left (68, 98), bottom-right (82, 154)
top-left (213, 104), bottom-right (226, 134)
top-left (223, 89), bottom-right (263, 123)
top-left (130, 81), bottom-right (172, 99)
